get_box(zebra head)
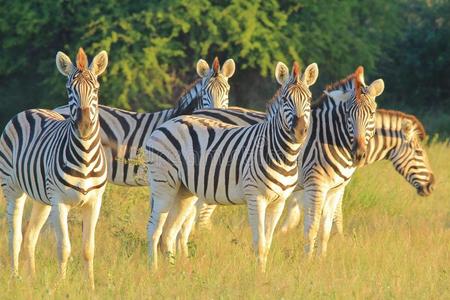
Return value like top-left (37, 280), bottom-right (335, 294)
top-left (196, 57), bottom-right (235, 109)
top-left (275, 61), bottom-right (319, 143)
top-left (391, 119), bottom-right (435, 196)
top-left (56, 48), bottom-right (108, 139)
top-left (345, 66), bottom-right (384, 166)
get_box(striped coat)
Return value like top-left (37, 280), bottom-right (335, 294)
top-left (0, 49), bottom-right (108, 289)
top-left (54, 57), bottom-right (235, 185)
top-left (280, 109), bottom-right (435, 242)
top-left (146, 62), bottom-right (319, 271)
top-left (179, 68), bottom-right (392, 257)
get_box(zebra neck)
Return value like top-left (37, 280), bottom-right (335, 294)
top-left (314, 99), bottom-right (353, 154)
top-left (170, 80), bottom-right (202, 118)
top-left (68, 121), bottom-right (102, 157)
top-left (264, 111), bottom-right (302, 164)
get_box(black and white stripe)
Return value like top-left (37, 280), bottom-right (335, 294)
top-left (177, 67), bottom-right (387, 258)
top-left (0, 49), bottom-right (108, 289)
top-left (145, 62), bottom-right (319, 271)
top-left (54, 57), bottom-right (235, 186)
top-left (281, 108), bottom-right (435, 244)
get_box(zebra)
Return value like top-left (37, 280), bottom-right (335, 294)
top-left (54, 57), bottom-right (235, 186)
top-left (280, 109), bottom-right (435, 246)
top-left (146, 61), bottom-right (319, 271)
top-left (0, 48), bottom-right (108, 289)
top-left (175, 66), bottom-right (386, 258)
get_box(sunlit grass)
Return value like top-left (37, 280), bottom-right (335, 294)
top-left (1, 142), bottom-right (449, 299)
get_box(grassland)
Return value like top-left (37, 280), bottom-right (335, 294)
top-left (0, 141), bottom-right (449, 299)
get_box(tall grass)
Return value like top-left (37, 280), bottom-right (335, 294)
top-left (0, 142), bottom-right (449, 299)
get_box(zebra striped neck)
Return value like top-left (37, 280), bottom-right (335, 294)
top-left (172, 79), bottom-right (202, 116)
top-left (263, 109), bottom-right (302, 164)
top-left (68, 121), bottom-right (102, 154)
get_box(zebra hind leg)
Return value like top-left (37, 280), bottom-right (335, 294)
top-left (5, 190), bottom-right (27, 277)
top-left (177, 204), bottom-right (197, 258)
top-left (161, 192), bottom-right (198, 264)
top-left (280, 191), bottom-right (304, 234)
top-left (147, 183), bottom-right (178, 271)
top-left (23, 201), bottom-right (51, 278)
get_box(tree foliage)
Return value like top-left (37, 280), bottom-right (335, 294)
top-left (0, 0), bottom-right (448, 131)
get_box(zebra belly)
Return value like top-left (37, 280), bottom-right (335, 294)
top-left (52, 186), bottom-right (105, 207)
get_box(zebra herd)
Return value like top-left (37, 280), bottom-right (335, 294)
top-left (0, 48), bottom-right (435, 289)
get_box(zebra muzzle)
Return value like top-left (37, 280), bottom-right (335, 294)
top-left (351, 137), bottom-right (366, 166)
top-left (417, 173), bottom-right (435, 196)
top-left (76, 107), bottom-right (93, 138)
top-left (293, 116), bottom-right (308, 143)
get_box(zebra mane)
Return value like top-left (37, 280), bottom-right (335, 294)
top-left (173, 77), bottom-right (203, 111)
top-left (265, 87), bottom-right (283, 119)
top-left (311, 71), bottom-right (357, 109)
top-left (378, 108), bottom-right (426, 140)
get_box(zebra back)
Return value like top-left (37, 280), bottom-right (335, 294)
top-left (53, 57), bottom-right (235, 186)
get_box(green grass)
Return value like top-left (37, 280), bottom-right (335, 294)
top-left (1, 142), bottom-right (449, 299)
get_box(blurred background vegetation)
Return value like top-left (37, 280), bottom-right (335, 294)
top-left (0, 0), bottom-right (448, 135)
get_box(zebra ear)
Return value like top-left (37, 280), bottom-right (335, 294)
top-left (89, 50), bottom-right (108, 76)
top-left (401, 119), bottom-right (415, 142)
top-left (196, 59), bottom-right (210, 78)
top-left (275, 62), bottom-right (289, 85)
top-left (367, 79), bottom-right (385, 98)
top-left (56, 51), bottom-right (74, 76)
top-left (301, 63), bottom-right (319, 87)
top-left (221, 59), bottom-right (235, 78)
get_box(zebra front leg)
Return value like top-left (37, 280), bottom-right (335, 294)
top-left (265, 198), bottom-right (286, 248)
top-left (320, 186), bottom-right (345, 256)
top-left (303, 187), bottom-right (327, 258)
top-left (6, 192), bottom-right (27, 277)
top-left (23, 201), bottom-right (51, 278)
top-left (52, 202), bottom-right (71, 280)
top-left (81, 194), bottom-right (103, 290)
top-left (161, 194), bottom-right (198, 263)
top-left (333, 196), bottom-right (344, 237)
top-left (247, 195), bottom-right (268, 272)
top-left (280, 190), bottom-right (304, 234)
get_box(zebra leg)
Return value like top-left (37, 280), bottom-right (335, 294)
top-left (196, 202), bottom-right (217, 230)
top-left (6, 191), bottom-right (27, 277)
top-left (81, 194), bottom-right (103, 290)
top-left (52, 202), bottom-right (71, 280)
top-left (265, 198), bottom-right (286, 248)
top-left (161, 194), bottom-right (197, 263)
top-left (280, 190), bottom-right (304, 234)
top-left (303, 187), bottom-right (327, 258)
top-left (247, 195), bottom-right (268, 272)
top-left (333, 197), bottom-right (344, 237)
top-left (320, 186), bottom-right (344, 256)
top-left (177, 204), bottom-right (197, 258)
top-left (23, 201), bottom-right (51, 278)
top-left (147, 195), bottom-right (174, 270)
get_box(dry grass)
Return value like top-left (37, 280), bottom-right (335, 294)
top-left (0, 141), bottom-right (449, 299)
